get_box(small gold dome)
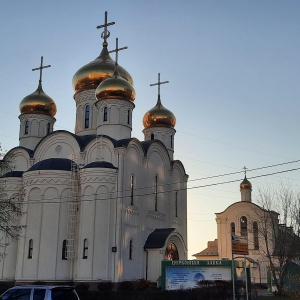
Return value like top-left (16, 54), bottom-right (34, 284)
top-left (19, 82), bottom-right (57, 117)
top-left (72, 42), bottom-right (133, 94)
top-left (143, 97), bottom-right (176, 129)
top-left (95, 67), bottom-right (135, 102)
top-left (240, 176), bottom-right (252, 190)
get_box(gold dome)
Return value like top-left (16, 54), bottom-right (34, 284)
top-left (143, 97), bottom-right (176, 129)
top-left (19, 82), bottom-right (57, 117)
top-left (240, 176), bottom-right (252, 190)
top-left (95, 66), bottom-right (135, 102)
top-left (72, 42), bottom-right (133, 94)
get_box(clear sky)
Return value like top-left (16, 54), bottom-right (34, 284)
top-left (1, 0), bottom-right (300, 259)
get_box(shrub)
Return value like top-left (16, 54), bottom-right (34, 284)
top-left (97, 281), bottom-right (114, 291)
top-left (133, 279), bottom-right (156, 291)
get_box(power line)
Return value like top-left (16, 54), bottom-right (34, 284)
top-left (4, 165), bottom-right (300, 206)
top-left (188, 159), bottom-right (300, 183)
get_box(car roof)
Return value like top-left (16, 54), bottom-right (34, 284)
top-left (11, 286), bottom-right (75, 289)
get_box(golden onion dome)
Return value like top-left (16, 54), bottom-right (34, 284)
top-left (72, 42), bottom-right (133, 94)
top-left (143, 97), bottom-right (176, 129)
top-left (240, 176), bottom-right (252, 190)
top-left (95, 65), bottom-right (135, 102)
top-left (19, 82), bottom-right (57, 117)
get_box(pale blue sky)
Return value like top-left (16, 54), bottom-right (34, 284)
top-left (1, 0), bottom-right (300, 258)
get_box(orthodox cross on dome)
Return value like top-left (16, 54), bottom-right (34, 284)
top-left (150, 73), bottom-right (169, 100)
top-left (96, 11), bottom-right (115, 42)
top-left (32, 56), bottom-right (51, 84)
top-left (108, 38), bottom-right (128, 65)
top-left (243, 166), bottom-right (248, 176)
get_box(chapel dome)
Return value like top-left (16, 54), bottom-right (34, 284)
top-left (143, 97), bottom-right (176, 129)
top-left (95, 66), bottom-right (135, 102)
top-left (72, 42), bottom-right (133, 94)
top-left (19, 82), bottom-right (57, 117)
top-left (240, 176), bottom-right (252, 190)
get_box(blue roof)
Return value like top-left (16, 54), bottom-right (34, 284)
top-left (27, 158), bottom-right (73, 172)
top-left (144, 228), bottom-right (175, 249)
top-left (1, 171), bottom-right (24, 178)
top-left (83, 161), bottom-right (118, 169)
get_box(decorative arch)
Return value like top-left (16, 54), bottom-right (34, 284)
top-left (165, 233), bottom-right (187, 260)
top-left (84, 137), bottom-right (115, 165)
top-left (34, 132), bottom-right (80, 161)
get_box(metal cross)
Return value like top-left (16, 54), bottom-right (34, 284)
top-left (150, 73), bottom-right (169, 97)
top-left (96, 11), bottom-right (115, 42)
top-left (108, 38), bottom-right (128, 65)
top-left (32, 56), bottom-right (51, 83)
top-left (243, 166), bottom-right (248, 176)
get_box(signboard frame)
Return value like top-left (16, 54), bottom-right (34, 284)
top-left (161, 260), bottom-right (233, 290)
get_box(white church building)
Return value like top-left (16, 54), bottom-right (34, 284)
top-left (0, 12), bottom-right (188, 285)
top-left (193, 177), bottom-right (279, 285)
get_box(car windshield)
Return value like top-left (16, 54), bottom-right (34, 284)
top-left (51, 289), bottom-right (78, 300)
top-left (0, 289), bottom-right (31, 300)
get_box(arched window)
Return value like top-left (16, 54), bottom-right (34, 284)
top-left (62, 240), bottom-right (67, 260)
top-left (171, 135), bottom-right (173, 148)
top-left (164, 242), bottom-right (179, 261)
top-left (240, 216), bottom-right (248, 237)
top-left (83, 238), bottom-right (88, 259)
top-left (129, 239), bottom-right (133, 260)
top-left (85, 105), bottom-right (90, 128)
top-left (151, 133), bottom-right (154, 140)
top-left (25, 120), bottom-right (29, 135)
top-left (127, 109), bottom-right (131, 125)
top-left (230, 222), bottom-right (235, 235)
top-left (253, 222), bottom-right (259, 250)
top-left (154, 175), bottom-right (158, 211)
top-left (47, 122), bottom-right (51, 134)
top-left (130, 175), bottom-right (134, 205)
top-left (103, 107), bottom-right (108, 122)
top-left (28, 239), bottom-right (33, 259)
top-left (175, 191), bottom-right (178, 217)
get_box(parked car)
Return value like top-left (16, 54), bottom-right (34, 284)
top-left (0, 286), bottom-right (80, 300)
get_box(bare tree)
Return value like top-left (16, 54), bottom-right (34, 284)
top-left (255, 186), bottom-right (300, 295)
top-left (0, 145), bottom-right (25, 256)
top-left (0, 144), bottom-right (14, 176)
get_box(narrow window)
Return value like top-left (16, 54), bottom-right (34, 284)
top-left (127, 109), bottom-right (130, 125)
top-left (62, 240), bottom-right (67, 260)
top-left (240, 216), bottom-right (248, 237)
top-left (28, 239), bottom-right (33, 259)
top-left (151, 133), bottom-right (154, 140)
top-left (83, 238), bottom-right (88, 259)
top-left (85, 105), bottom-right (90, 128)
top-left (231, 222), bottom-right (235, 235)
top-left (103, 107), bottom-right (108, 122)
top-left (130, 175), bottom-right (134, 205)
top-left (253, 222), bottom-right (259, 250)
top-left (171, 135), bottom-right (173, 148)
top-left (25, 120), bottom-right (29, 135)
top-left (154, 175), bottom-right (158, 211)
top-left (175, 191), bottom-right (178, 217)
top-left (47, 122), bottom-right (51, 134)
top-left (129, 239), bottom-right (133, 260)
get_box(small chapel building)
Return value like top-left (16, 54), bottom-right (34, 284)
top-left (193, 177), bottom-right (279, 285)
top-left (0, 13), bottom-right (188, 285)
